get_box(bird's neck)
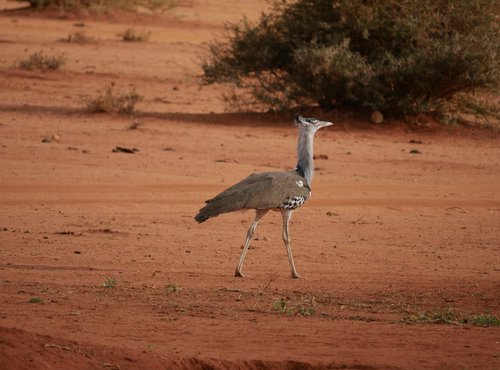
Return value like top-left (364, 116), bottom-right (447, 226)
top-left (296, 128), bottom-right (315, 186)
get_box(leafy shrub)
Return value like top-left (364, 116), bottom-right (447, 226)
top-left (87, 83), bottom-right (141, 114)
top-left (202, 0), bottom-right (499, 115)
top-left (18, 51), bottom-right (65, 70)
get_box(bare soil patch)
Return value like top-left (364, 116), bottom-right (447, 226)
top-left (0, 1), bottom-right (498, 369)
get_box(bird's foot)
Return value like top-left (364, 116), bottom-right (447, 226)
top-left (234, 268), bottom-right (245, 278)
top-left (291, 271), bottom-right (301, 279)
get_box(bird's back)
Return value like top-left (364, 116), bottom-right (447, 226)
top-left (194, 171), bottom-right (311, 223)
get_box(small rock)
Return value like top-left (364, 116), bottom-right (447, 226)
top-left (215, 158), bottom-right (239, 163)
top-left (409, 149), bottom-right (421, 154)
top-left (313, 154), bottom-right (329, 160)
top-left (409, 139), bottom-right (423, 144)
top-left (370, 110), bottom-right (384, 124)
top-left (112, 146), bottom-right (139, 154)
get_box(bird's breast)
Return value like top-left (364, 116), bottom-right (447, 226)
top-left (281, 196), bottom-right (307, 210)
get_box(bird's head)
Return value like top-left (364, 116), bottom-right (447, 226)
top-left (294, 114), bottom-right (333, 132)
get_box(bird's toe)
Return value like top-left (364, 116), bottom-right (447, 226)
top-left (235, 269), bottom-right (245, 278)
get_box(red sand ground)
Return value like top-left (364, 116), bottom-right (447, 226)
top-left (0, 1), bottom-right (499, 369)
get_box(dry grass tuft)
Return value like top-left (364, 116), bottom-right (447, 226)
top-left (62, 31), bottom-right (95, 44)
top-left (121, 28), bottom-right (150, 42)
top-left (86, 83), bottom-right (142, 115)
top-left (18, 51), bottom-right (65, 71)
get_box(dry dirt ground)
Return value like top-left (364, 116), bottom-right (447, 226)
top-left (0, 1), bottom-right (499, 369)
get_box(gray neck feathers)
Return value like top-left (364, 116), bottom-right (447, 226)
top-left (296, 128), bottom-right (316, 186)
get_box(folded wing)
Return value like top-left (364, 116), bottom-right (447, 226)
top-left (194, 171), bottom-right (310, 223)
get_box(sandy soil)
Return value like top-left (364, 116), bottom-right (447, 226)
top-left (0, 1), bottom-right (499, 369)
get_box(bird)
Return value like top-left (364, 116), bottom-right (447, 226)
top-left (194, 114), bottom-right (333, 278)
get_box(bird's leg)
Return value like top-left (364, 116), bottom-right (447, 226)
top-left (281, 209), bottom-right (300, 279)
top-left (235, 209), bottom-right (269, 277)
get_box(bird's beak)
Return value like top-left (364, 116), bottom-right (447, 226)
top-left (321, 120), bottom-right (334, 128)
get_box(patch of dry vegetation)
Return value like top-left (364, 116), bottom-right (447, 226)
top-left (86, 83), bottom-right (141, 114)
top-left (440, 90), bottom-right (500, 129)
top-left (404, 308), bottom-right (500, 327)
top-left (18, 51), bottom-right (65, 71)
top-left (121, 28), bottom-right (150, 42)
top-left (62, 31), bottom-right (95, 44)
top-left (18, 0), bottom-right (176, 13)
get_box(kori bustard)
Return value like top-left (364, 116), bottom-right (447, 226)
top-left (195, 114), bottom-right (333, 278)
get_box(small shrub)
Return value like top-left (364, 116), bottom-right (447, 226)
top-left (63, 31), bottom-right (95, 44)
top-left (273, 297), bottom-right (316, 316)
top-left (470, 314), bottom-right (500, 327)
top-left (273, 298), bottom-right (290, 314)
top-left (405, 309), bottom-right (500, 327)
top-left (19, 51), bottom-right (65, 71)
top-left (297, 305), bottom-right (316, 317)
top-left (165, 283), bottom-right (182, 293)
top-left (101, 277), bottom-right (116, 288)
top-left (87, 83), bottom-right (141, 114)
top-left (420, 308), bottom-right (465, 325)
top-left (29, 297), bottom-right (44, 304)
top-left (121, 28), bottom-right (150, 42)
top-left (202, 0), bottom-right (499, 115)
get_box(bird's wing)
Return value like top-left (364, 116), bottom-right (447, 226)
top-left (207, 171), bottom-right (311, 210)
top-left (195, 171), bottom-right (311, 222)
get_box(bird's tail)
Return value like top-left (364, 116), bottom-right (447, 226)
top-left (194, 206), bottom-right (212, 223)
top-left (194, 201), bottom-right (223, 223)
top-left (194, 192), bottom-right (244, 223)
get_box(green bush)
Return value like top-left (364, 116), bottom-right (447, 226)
top-left (202, 0), bottom-right (499, 115)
